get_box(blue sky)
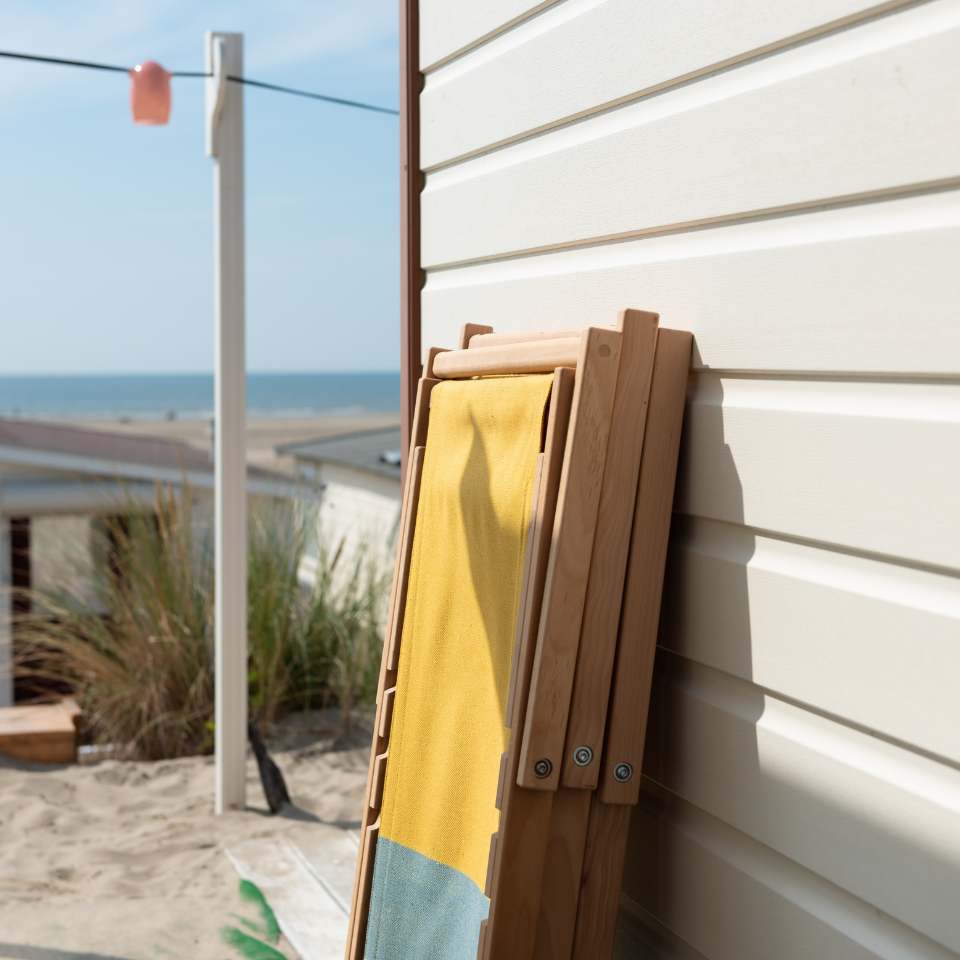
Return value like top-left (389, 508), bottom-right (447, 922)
top-left (0, 1), bottom-right (399, 374)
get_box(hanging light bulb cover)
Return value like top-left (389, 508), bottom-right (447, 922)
top-left (129, 61), bottom-right (171, 125)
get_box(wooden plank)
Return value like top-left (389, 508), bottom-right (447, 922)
top-left (483, 369), bottom-right (574, 960)
top-left (421, 0), bottom-right (919, 168)
top-left (662, 516), bottom-right (960, 765)
top-left (421, 5), bottom-right (960, 266)
top-left (459, 322), bottom-right (494, 349)
top-left (369, 749), bottom-right (389, 812)
top-left (561, 309), bottom-right (658, 788)
top-left (377, 686), bottom-right (396, 741)
top-left (470, 327), bottom-right (608, 349)
top-left (423, 346), bottom-right (451, 379)
top-left (422, 191), bottom-right (960, 376)
top-left (675, 374), bottom-right (960, 571)
top-left (346, 819), bottom-right (380, 960)
top-left (531, 787), bottom-right (592, 960)
top-left (386, 446), bottom-right (426, 670)
top-left (518, 327), bottom-right (623, 790)
top-left (432, 336), bottom-right (582, 379)
top-left (599, 328), bottom-right (692, 804)
top-left (0, 704), bottom-right (77, 765)
top-left (570, 796), bottom-right (632, 960)
top-left (647, 653), bottom-right (960, 954)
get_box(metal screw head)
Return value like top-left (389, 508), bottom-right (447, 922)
top-left (613, 762), bottom-right (633, 783)
top-left (573, 746), bottom-right (593, 767)
top-left (533, 758), bottom-right (552, 779)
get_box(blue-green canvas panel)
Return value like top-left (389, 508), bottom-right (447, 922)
top-left (364, 837), bottom-right (489, 960)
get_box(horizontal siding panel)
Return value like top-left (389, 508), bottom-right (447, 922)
top-left (422, 0), bottom-right (910, 167)
top-left (642, 656), bottom-right (960, 952)
top-left (421, 0), bottom-right (960, 265)
top-left (419, 0), bottom-right (548, 70)
top-left (675, 375), bottom-right (960, 570)
top-left (623, 781), bottom-right (957, 960)
top-left (421, 191), bottom-right (960, 375)
top-left (659, 517), bottom-right (960, 764)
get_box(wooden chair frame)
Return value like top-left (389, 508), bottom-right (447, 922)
top-left (346, 310), bottom-right (691, 960)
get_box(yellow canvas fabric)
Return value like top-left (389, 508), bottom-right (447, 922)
top-left (379, 374), bottom-right (553, 892)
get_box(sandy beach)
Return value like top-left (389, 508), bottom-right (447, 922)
top-left (0, 713), bottom-right (372, 960)
top-left (73, 416), bottom-right (400, 476)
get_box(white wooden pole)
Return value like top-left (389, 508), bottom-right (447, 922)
top-left (206, 31), bottom-right (247, 814)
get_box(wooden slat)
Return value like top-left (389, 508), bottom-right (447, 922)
top-left (423, 346), bottom-right (451, 379)
top-left (369, 749), bottom-right (389, 812)
top-left (421, 5), bottom-right (960, 266)
top-left (518, 327), bottom-right (623, 790)
top-left (561, 309), bottom-right (658, 788)
top-left (531, 787), bottom-right (592, 960)
top-left (458, 322), bottom-right (494, 349)
top-left (432, 336), bottom-right (582, 379)
top-left (483, 369), bottom-right (575, 960)
top-left (346, 378), bottom-right (436, 957)
top-left (599, 329), bottom-right (692, 804)
top-left (421, 0), bottom-right (919, 168)
top-left (378, 686), bottom-right (396, 741)
top-left (661, 516), bottom-right (960, 764)
top-left (422, 192), bottom-right (960, 376)
top-left (470, 327), bottom-right (607, 349)
top-left (570, 796), bottom-right (632, 960)
top-left (386, 446), bottom-right (426, 670)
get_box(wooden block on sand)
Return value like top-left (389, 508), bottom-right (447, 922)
top-left (0, 702), bottom-right (78, 764)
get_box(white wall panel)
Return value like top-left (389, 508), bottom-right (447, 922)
top-left (623, 784), bottom-right (957, 960)
top-left (421, 1), bottom-right (960, 265)
top-left (660, 517), bottom-right (960, 764)
top-left (419, 0), bottom-right (551, 71)
top-left (422, 0), bottom-right (913, 168)
top-left (421, 191), bottom-right (960, 375)
top-left (643, 656), bottom-right (960, 952)
top-left (675, 375), bottom-right (960, 570)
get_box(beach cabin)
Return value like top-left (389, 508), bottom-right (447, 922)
top-left (397, 2), bottom-right (960, 958)
top-left (0, 418), bottom-right (291, 707)
top-left (279, 427), bottom-right (403, 587)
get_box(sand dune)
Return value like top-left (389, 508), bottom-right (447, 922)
top-left (0, 717), bottom-right (371, 960)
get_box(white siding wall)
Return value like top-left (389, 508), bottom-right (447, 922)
top-left (416, 0), bottom-right (960, 957)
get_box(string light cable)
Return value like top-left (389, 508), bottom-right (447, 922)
top-left (0, 48), bottom-right (399, 116)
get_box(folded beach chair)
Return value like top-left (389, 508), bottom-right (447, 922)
top-left (346, 311), bottom-right (691, 960)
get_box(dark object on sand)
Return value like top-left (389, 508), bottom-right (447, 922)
top-left (248, 722), bottom-right (291, 814)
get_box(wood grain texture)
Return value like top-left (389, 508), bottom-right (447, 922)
top-left (421, 0), bottom-right (919, 168)
top-left (599, 329), bottom-right (691, 804)
top-left (519, 327), bottom-right (623, 790)
top-left (421, 2), bottom-right (960, 266)
top-left (470, 327), bottom-right (609, 349)
top-left (622, 783), bottom-right (952, 960)
top-left (646, 652), bottom-right (960, 954)
top-left (459, 322), bottom-right (494, 349)
top-left (561, 309), bottom-right (658, 788)
top-left (661, 516), bottom-right (960, 765)
top-left (675, 375), bottom-right (960, 571)
top-left (570, 796), bottom-right (632, 960)
top-left (432, 337), bottom-right (582, 378)
top-left (483, 370), bottom-right (574, 960)
top-left (531, 787), bottom-right (592, 960)
top-left (422, 191), bottom-right (960, 375)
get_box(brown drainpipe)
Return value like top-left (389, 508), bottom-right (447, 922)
top-left (399, 0), bottom-right (421, 489)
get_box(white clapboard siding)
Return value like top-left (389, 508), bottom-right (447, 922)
top-left (421, 0), bottom-right (960, 266)
top-left (642, 655), bottom-right (960, 953)
top-left (659, 517), bottom-right (960, 765)
top-left (675, 375), bottom-right (960, 570)
top-left (422, 0), bottom-right (916, 168)
top-left (419, 0), bottom-right (550, 71)
top-left (622, 783), bottom-right (957, 960)
top-left (421, 190), bottom-right (960, 375)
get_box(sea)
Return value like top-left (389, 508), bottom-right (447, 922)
top-left (0, 373), bottom-right (400, 421)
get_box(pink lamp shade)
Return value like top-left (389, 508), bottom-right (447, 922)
top-left (129, 61), bottom-right (171, 125)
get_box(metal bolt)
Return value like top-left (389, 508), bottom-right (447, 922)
top-left (573, 746), bottom-right (593, 767)
top-left (613, 762), bottom-right (633, 783)
top-left (533, 758), bottom-right (552, 779)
